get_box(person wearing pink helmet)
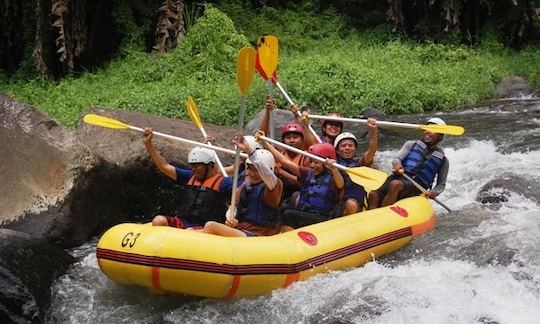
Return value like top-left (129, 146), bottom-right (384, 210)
top-left (320, 112), bottom-right (344, 144)
top-left (368, 117), bottom-right (449, 209)
top-left (257, 132), bottom-right (344, 231)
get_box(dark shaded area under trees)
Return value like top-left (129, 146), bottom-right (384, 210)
top-left (1, 0), bottom-right (539, 79)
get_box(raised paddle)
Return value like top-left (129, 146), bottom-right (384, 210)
top-left (186, 96), bottom-right (227, 176)
top-left (257, 35), bottom-right (278, 139)
top-left (254, 59), bottom-right (322, 143)
top-left (308, 114), bottom-right (465, 136)
top-left (258, 134), bottom-right (387, 191)
top-left (228, 47), bottom-right (257, 221)
top-left (400, 172), bottom-right (452, 212)
top-left (82, 114), bottom-right (247, 158)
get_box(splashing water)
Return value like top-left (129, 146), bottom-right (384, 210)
top-left (48, 105), bottom-right (540, 323)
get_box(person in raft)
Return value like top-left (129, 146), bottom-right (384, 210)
top-left (143, 127), bottom-right (232, 229)
top-left (367, 117), bottom-right (449, 209)
top-left (334, 117), bottom-right (379, 215)
top-left (203, 135), bottom-right (283, 237)
top-left (258, 98), bottom-right (311, 199)
top-left (319, 112), bottom-right (344, 145)
top-left (258, 133), bottom-right (344, 231)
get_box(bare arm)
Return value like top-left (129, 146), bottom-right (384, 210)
top-left (143, 127), bottom-right (177, 181)
top-left (325, 158), bottom-right (344, 189)
top-left (256, 130), bottom-right (301, 177)
top-left (360, 118), bottom-right (378, 167)
top-left (258, 97), bottom-right (275, 135)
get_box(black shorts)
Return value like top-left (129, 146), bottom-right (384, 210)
top-left (373, 175), bottom-right (421, 201)
top-left (281, 208), bottom-right (330, 229)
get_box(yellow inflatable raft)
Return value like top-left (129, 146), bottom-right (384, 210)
top-left (97, 196), bottom-right (436, 298)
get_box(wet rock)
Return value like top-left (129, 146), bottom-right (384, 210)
top-left (78, 108), bottom-right (239, 168)
top-left (0, 229), bottom-right (74, 323)
top-left (0, 94), bottom-right (108, 247)
top-left (245, 108), bottom-right (297, 138)
top-left (476, 173), bottom-right (539, 206)
top-left (495, 76), bottom-right (538, 99)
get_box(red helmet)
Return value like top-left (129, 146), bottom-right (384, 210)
top-left (321, 112), bottom-right (344, 129)
top-left (307, 143), bottom-right (336, 159)
top-left (281, 121), bottom-right (304, 139)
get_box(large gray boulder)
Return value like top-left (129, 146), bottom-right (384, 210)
top-left (495, 76), bottom-right (538, 98)
top-left (0, 94), bottom-right (108, 247)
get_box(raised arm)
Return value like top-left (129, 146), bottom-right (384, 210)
top-left (360, 117), bottom-right (379, 167)
top-left (256, 130), bottom-right (301, 177)
top-left (143, 127), bottom-right (177, 181)
top-left (259, 97), bottom-right (276, 135)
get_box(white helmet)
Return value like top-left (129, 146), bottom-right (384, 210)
top-left (426, 117), bottom-right (446, 125)
top-left (188, 147), bottom-right (216, 164)
top-left (243, 135), bottom-right (262, 151)
top-left (334, 132), bottom-right (358, 148)
top-left (246, 149), bottom-right (275, 171)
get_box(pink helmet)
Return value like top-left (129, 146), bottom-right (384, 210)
top-left (281, 121), bottom-right (304, 139)
top-left (307, 143), bottom-right (336, 160)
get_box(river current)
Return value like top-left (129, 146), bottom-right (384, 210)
top-left (47, 101), bottom-right (540, 323)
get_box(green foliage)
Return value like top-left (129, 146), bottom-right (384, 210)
top-left (0, 4), bottom-right (539, 129)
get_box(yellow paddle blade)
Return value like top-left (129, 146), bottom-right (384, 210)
top-left (236, 47), bottom-right (257, 96)
top-left (346, 167), bottom-right (388, 192)
top-left (420, 124), bottom-right (465, 136)
top-left (257, 35), bottom-right (278, 79)
top-left (186, 96), bottom-right (203, 129)
top-left (83, 114), bottom-right (130, 129)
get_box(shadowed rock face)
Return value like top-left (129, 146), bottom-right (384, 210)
top-left (0, 229), bottom-right (74, 323)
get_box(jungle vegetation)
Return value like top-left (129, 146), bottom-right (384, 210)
top-left (1, 0), bottom-right (539, 127)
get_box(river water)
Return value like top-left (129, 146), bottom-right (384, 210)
top-left (47, 101), bottom-right (540, 323)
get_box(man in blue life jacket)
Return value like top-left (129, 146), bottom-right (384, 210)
top-left (367, 117), bottom-right (449, 209)
top-left (143, 127), bottom-right (232, 229)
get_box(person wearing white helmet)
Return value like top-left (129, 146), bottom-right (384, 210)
top-left (143, 127), bottom-right (233, 229)
top-left (334, 117), bottom-right (378, 215)
top-left (203, 136), bottom-right (283, 237)
top-left (367, 117), bottom-right (449, 209)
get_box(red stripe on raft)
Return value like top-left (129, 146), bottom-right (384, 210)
top-left (225, 275), bottom-right (241, 298)
top-left (411, 214), bottom-right (436, 236)
top-left (283, 273), bottom-right (300, 288)
top-left (151, 266), bottom-right (161, 290)
top-left (96, 227), bottom-right (413, 275)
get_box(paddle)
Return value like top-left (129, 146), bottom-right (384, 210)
top-left (82, 114), bottom-right (247, 158)
top-left (254, 57), bottom-right (322, 143)
top-left (186, 96), bottom-right (227, 176)
top-left (400, 172), bottom-right (452, 212)
top-left (308, 114), bottom-right (465, 136)
top-left (257, 35), bottom-right (278, 139)
top-left (258, 134), bottom-right (387, 191)
top-left (228, 47), bottom-right (257, 221)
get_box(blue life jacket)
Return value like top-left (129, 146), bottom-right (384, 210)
top-left (337, 156), bottom-right (361, 168)
top-left (237, 182), bottom-right (280, 228)
top-left (297, 170), bottom-right (337, 215)
top-left (402, 140), bottom-right (445, 189)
